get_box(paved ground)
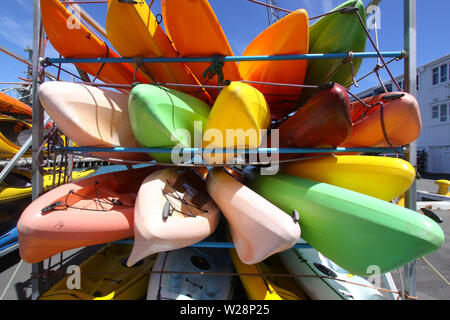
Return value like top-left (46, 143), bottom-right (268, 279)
top-left (0, 178), bottom-right (448, 300)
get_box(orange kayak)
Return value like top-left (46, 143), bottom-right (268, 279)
top-left (278, 83), bottom-right (352, 159)
top-left (161, 0), bottom-right (241, 99)
top-left (106, 0), bottom-right (211, 104)
top-left (0, 92), bottom-right (32, 118)
top-left (17, 166), bottom-right (161, 263)
top-left (239, 9), bottom-right (309, 120)
top-left (41, 0), bottom-right (139, 87)
top-left (342, 92), bottom-right (422, 148)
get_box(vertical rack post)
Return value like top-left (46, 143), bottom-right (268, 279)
top-left (403, 0), bottom-right (417, 298)
top-left (31, 0), bottom-right (45, 300)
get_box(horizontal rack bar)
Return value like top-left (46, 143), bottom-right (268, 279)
top-left (115, 239), bottom-right (313, 249)
top-left (45, 51), bottom-right (405, 65)
top-left (55, 146), bottom-right (405, 154)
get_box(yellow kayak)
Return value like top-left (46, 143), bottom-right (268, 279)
top-left (0, 115), bottom-right (32, 158)
top-left (229, 248), bottom-right (307, 300)
top-left (0, 167), bottom-right (96, 203)
top-left (281, 155), bottom-right (415, 201)
top-left (39, 243), bottom-right (156, 300)
top-left (106, 0), bottom-right (211, 104)
top-left (202, 82), bottom-right (271, 164)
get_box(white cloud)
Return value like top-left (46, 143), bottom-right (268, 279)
top-left (0, 14), bottom-right (32, 48)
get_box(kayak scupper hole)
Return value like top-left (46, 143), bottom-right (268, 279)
top-left (121, 257), bottom-right (144, 268)
top-left (191, 255), bottom-right (210, 271)
top-left (313, 263), bottom-right (338, 278)
top-left (93, 290), bottom-right (103, 297)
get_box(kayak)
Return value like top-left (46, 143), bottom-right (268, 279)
top-left (0, 92), bottom-right (32, 119)
top-left (239, 9), bottom-right (309, 120)
top-left (0, 227), bottom-right (18, 254)
top-left (128, 84), bottom-right (210, 163)
top-left (39, 243), bottom-right (157, 300)
top-left (278, 83), bottom-right (352, 158)
top-left (206, 168), bottom-right (300, 265)
top-left (0, 167), bottom-right (96, 204)
top-left (106, 0), bottom-right (211, 103)
top-left (147, 246), bottom-right (234, 300)
top-left (161, 0), bottom-right (241, 99)
top-left (229, 247), bottom-right (307, 300)
top-left (298, 0), bottom-right (367, 106)
top-left (17, 166), bottom-right (162, 263)
top-left (202, 82), bottom-right (271, 164)
top-left (41, 0), bottom-right (139, 89)
top-left (279, 241), bottom-right (385, 300)
top-left (281, 155), bottom-right (415, 201)
top-left (242, 168), bottom-right (445, 275)
top-left (38, 81), bottom-right (152, 164)
top-left (0, 115), bottom-right (32, 158)
top-left (126, 168), bottom-right (220, 267)
top-left (342, 92), bottom-right (422, 148)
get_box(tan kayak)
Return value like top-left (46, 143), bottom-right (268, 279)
top-left (206, 168), bottom-right (300, 265)
top-left (127, 168), bottom-right (220, 267)
top-left (38, 81), bottom-right (151, 163)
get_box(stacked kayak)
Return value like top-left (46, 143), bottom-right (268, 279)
top-left (17, 166), bottom-right (161, 263)
top-left (0, 92), bottom-right (32, 121)
top-left (147, 246), bottom-right (235, 300)
top-left (15, 0), bottom-right (445, 302)
top-left (39, 243), bottom-right (156, 300)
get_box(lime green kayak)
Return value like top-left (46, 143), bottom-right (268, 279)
top-left (129, 84), bottom-right (210, 163)
top-left (242, 169), bottom-right (444, 276)
top-left (299, 0), bottom-right (367, 105)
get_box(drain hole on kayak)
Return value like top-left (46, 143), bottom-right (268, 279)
top-left (313, 263), bottom-right (338, 278)
top-left (121, 257), bottom-right (144, 268)
top-left (191, 256), bottom-right (210, 271)
top-left (93, 290), bottom-right (103, 297)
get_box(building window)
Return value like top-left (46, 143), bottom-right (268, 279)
top-left (416, 74), bottom-right (420, 91)
top-left (440, 104), bottom-right (448, 122)
top-left (432, 64), bottom-right (449, 85)
top-left (441, 64), bottom-right (448, 82)
top-left (431, 105), bottom-right (439, 120)
top-left (432, 67), bottom-right (439, 85)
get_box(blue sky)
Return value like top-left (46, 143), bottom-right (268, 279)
top-left (0, 0), bottom-right (449, 98)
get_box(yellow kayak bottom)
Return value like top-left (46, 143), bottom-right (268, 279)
top-left (39, 243), bottom-right (156, 300)
top-left (229, 248), bottom-right (307, 300)
top-left (282, 155), bottom-right (416, 201)
top-left (0, 168), bottom-right (96, 203)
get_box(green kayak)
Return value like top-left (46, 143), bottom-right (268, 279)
top-left (242, 169), bottom-right (444, 276)
top-left (298, 0), bottom-right (367, 106)
top-left (129, 84), bottom-right (210, 163)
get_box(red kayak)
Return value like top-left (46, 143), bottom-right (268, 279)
top-left (343, 92), bottom-right (422, 148)
top-left (277, 83), bottom-right (352, 159)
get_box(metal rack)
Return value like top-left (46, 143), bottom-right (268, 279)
top-left (26, 0), bottom-right (418, 300)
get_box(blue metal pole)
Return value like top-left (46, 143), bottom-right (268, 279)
top-left (56, 146), bottom-right (405, 154)
top-left (46, 51), bottom-right (405, 64)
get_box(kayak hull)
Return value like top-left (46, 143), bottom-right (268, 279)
top-left (239, 9), bottom-right (309, 120)
top-left (129, 84), bottom-right (210, 163)
top-left (281, 155), bottom-right (415, 201)
top-left (127, 168), bottom-right (220, 267)
top-left (18, 166), bottom-right (161, 263)
top-left (206, 168), bottom-right (300, 265)
top-left (243, 169), bottom-right (445, 275)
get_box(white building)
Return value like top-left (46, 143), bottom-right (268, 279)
top-left (356, 54), bottom-right (450, 174)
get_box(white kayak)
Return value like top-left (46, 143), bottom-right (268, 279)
top-left (126, 168), bottom-right (220, 267)
top-left (147, 246), bottom-right (235, 300)
top-left (38, 81), bottom-right (151, 163)
top-left (206, 168), bottom-right (300, 265)
top-left (279, 240), bottom-right (385, 300)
